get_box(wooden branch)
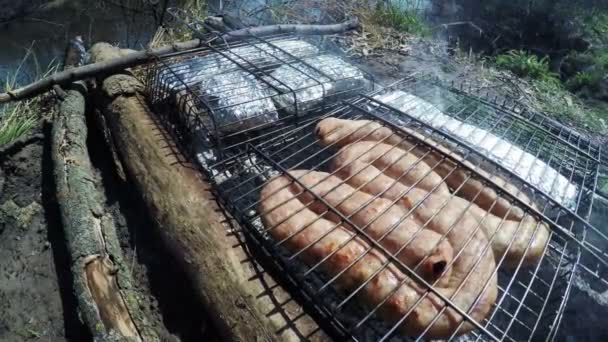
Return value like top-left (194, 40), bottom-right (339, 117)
top-left (432, 21), bottom-right (484, 35)
top-left (91, 43), bottom-right (328, 342)
top-left (216, 18), bottom-right (359, 41)
top-left (0, 20), bottom-right (358, 104)
top-left (53, 87), bottom-right (138, 341)
top-left (52, 40), bottom-right (159, 340)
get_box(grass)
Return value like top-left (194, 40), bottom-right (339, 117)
top-left (0, 44), bottom-right (58, 146)
top-left (464, 49), bottom-right (608, 133)
top-left (566, 71), bottom-right (603, 91)
top-left (565, 49), bottom-right (608, 91)
top-left (495, 50), bottom-right (559, 84)
top-left (149, 0), bottom-right (207, 48)
top-left (576, 9), bottom-right (608, 44)
top-left (524, 77), bottom-right (607, 132)
top-left (369, 1), bottom-right (429, 36)
top-left (491, 50), bottom-right (606, 131)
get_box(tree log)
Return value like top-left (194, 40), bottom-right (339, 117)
top-left (90, 43), bottom-right (329, 342)
top-left (52, 43), bottom-right (160, 340)
top-left (0, 20), bottom-right (358, 104)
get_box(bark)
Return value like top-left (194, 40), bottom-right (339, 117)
top-left (90, 43), bottom-right (329, 342)
top-left (52, 44), bottom-right (159, 340)
top-left (0, 20), bottom-right (359, 104)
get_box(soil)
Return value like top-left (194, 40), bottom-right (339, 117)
top-left (0, 114), bottom-right (217, 341)
top-left (0, 124), bottom-right (87, 342)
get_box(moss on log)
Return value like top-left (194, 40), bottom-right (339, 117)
top-left (53, 85), bottom-right (159, 341)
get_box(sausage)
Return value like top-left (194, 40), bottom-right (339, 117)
top-left (330, 141), bottom-right (450, 196)
top-left (288, 170), bottom-right (453, 286)
top-left (330, 141), bottom-right (550, 267)
top-left (436, 196), bottom-right (550, 268)
top-left (259, 174), bottom-right (497, 338)
top-left (315, 118), bottom-right (535, 221)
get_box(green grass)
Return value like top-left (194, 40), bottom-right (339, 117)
top-left (495, 50), bottom-right (559, 84)
top-left (483, 48), bottom-right (608, 133)
top-left (566, 71), bottom-right (603, 91)
top-left (372, 1), bottom-right (429, 35)
top-left (576, 9), bottom-right (608, 44)
top-left (0, 103), bottom-right (39, 146)
top-left (0, 44), bottom-right (58, 146)
top-left (527, 78), bottom-right (607, 132)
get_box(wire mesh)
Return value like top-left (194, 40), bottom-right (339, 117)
top-left (183, 77), bottom-right (605, 340)
top-left (205, 99), bottom-right (587, 341)
top-left (144, 9), bottom-right (374, 161)
top-left (142, 10), bottom-right (606, 335)
top-left (368, 76), bottom-right (600, 217)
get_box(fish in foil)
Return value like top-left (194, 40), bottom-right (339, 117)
top-left (372, 90), bottom-right (579, 208)
top-left (180, 70), bottom-right (278, 135)
top-left (154, 39), bottom-right (320, 92)
top-left (269, 55), bottom-right (370, 115)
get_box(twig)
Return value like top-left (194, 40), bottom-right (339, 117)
top-left (52, 85), bottom-right (67, 100)
top-left (0, 20), bottom-right (359, 104)
top-left (432, 21), bottom-right (484, 36)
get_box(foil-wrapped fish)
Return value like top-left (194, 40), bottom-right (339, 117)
top-left (178, 70), bottom-right (278, 135)
top-left (270, 55), bottom-right (370, 115)
top-left (373, 90), bottom-right (579, 208)
top-left (155, 39), bottom-right (320, 91)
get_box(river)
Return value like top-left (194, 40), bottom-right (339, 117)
top-left (0, 0), bottom-right (157, 88)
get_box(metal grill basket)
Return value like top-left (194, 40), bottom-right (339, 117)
top-left (141, 11), bottom-right (608, 338)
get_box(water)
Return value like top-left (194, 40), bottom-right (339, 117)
top-left (0, 0), bottom-right (156, 89)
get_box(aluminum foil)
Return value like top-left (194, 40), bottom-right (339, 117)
top-left (155, 39), bottom-right (319, 91)
top-left (373, 90), bottom-right (579, 208)
top-left (193, 69), bottom-right (278, 135)
top-left (269, 54), bottom-right (370, 115)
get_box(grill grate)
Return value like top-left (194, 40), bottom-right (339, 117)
top-left (142, 11), bottom-right (607, 338)
top-left (363, 77), bottom-right (600, 217)
top-left (206, 103), bottom-right (581, 341)
top-left (144, 8), bottom-right (374, 160)
top-left (444, 81), bottom-right (602, 167)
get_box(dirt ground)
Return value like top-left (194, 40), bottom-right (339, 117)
top-left (0, 126), bottom-right (84, 341)
top-left (0, 118), bottom-right (216, 341)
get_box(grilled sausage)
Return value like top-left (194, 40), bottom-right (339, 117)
top-left (259, 174), bottom-right (497, 338)
top-left (288, 170), bottom-right (453, 285)
top-left (330, 141), bottom-right (450, 196)
top-left (286, 171), bottom-right (497, 307)
top-left (315, 117), bottom-right (535, 221)
top-left (330, 141), bottom-right (550, 267)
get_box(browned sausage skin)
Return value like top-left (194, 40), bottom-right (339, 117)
top-left (289, 170), bottom-right (454, 285)
top-left (329, 141), bottom-right (550, 268)
top-left (259, 173), bottom-right (497, 338)
top-left (315, 117), bottom-right (536, 222)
